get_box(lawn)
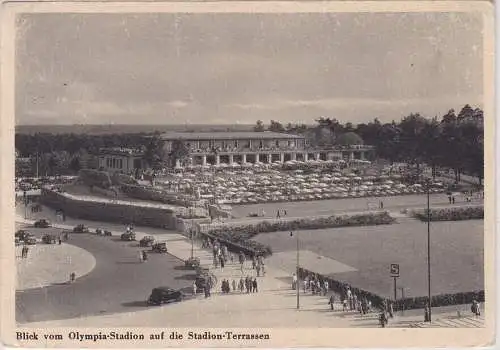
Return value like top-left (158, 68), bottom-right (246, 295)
top-left (231, 193), bottom-right (470, 218)
top-left (253, 219), bottom-right (484, 299)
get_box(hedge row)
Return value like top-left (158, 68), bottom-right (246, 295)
top-left (200, 231), bottom-right (273, 258)
top-left (298, 267), bottom-right (484, 311)
top-left (206, 211), bottom-right (395, 238)
top-left (413, 206), bottom-right (484, 222)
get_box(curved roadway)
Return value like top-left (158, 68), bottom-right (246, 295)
top-left (16, 227), bottom-right (195, 324)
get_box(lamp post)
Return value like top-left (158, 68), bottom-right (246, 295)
top-left (425, 178), bottom-right (432, 322)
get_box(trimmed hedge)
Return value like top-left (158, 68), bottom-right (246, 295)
top-left (200, 231), bottom-right (272, 258)
top-left (413, 206), bottom-right (484, 222)
top-left (206, 211), bottom-right (395, 238)
top-left (78, 169), bottom-right (112, 189)
top-left (298, 267), bottom-right (484, 311)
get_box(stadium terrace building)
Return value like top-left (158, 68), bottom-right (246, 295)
top-left (160, 131), bottom-right (374, 166)
top-left (97, 148), bottom-right (145, 173)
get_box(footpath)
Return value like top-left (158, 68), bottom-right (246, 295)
top-left (16, 206), bottom-right (484, 328)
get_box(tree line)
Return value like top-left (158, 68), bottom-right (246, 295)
top-left (254, 104), bottom-right (484, 183)
top-left (16, 104), bottom-right (483, 184)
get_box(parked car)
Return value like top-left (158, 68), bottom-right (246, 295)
top-left (147, 287), bottom-right (184, 305)
top-left (95, 228), bottom-right (112, 236)
top-left (15, 230), bottom-right (30, 241)
top-left (34, 219), bottom-right (51, 228)
top-left (42, 234), bottom-right (57, 244)
top-left (151, 241), bottom-right (167, 253)
top-left (24, 234), bottom-right (37, 245)
top-left (121, 232), bottom-right (136, 241)
top-left (185, 256), bottom-right (201, 269)
top-left (73, 224), bottom-right (89, 233)
top-left (139, 236), bottom-right (155, 247)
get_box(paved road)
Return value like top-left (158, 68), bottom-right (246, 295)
top-left (16, 226), bottom-right (195, 323)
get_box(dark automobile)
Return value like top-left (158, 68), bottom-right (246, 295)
top-left (15, 230), bottom-right (30, 241)
top-left (139, 235), bottom-right (155, 247)
top-left (42, 234), bottom-right (57, 244)
top-left (184, 256), bottom-right (201, 269)
top-left (121, 232), bottom-right (136, 241)
top-left (151, 241), bottom-right (167, 253)
top-left (147, 287), bottom-right (184, 305)
top-left (34, 219), bottom-right (51, 228)
top-left (96, 228), bottom-right (112, 236)
top-left (73, 224), bottom-right (90, 233)
top-left (24, 234), bottom-right (37, 245)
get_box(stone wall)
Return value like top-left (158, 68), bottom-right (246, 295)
top-left (40, 189), bottom-right (178, 229)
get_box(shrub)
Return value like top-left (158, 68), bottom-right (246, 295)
top-left (297, 266), bottom-right (484, 312)
top-left (78, 169), bottom-right (112, 189)
top-left (206, 211), bottom-right (395, 237)
top-left (413, 206), bottom-right (483, 222)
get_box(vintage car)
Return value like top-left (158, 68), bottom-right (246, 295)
top-left (151, 241), bottom-right (168, 253)
top-left (73, 224), bottom-right (90, 233)
top-left (95, 228), bottom-right (112, 236)
top-left (23, 234), bottom-right (37, 245)
top-left (120, 232), bottom-right (136, 241)
top-left (184, 256), bottom-right (201, 269)
top-left (15, 230), bottom-right (30, 241)
top-left (33, 219), bottom-right (51, 228)
top-left (139, 236), bottom-right (155, 247)
top-left (147, 287), bottom-right (184, 305)
top-left (42, 234), bottom-right (57, 244)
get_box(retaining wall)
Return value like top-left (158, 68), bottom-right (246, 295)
top-left (40, 189), bottom-right (179, 229)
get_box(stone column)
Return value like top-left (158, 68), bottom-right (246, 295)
top-left (360, 151), bottom-right (365, 160)
top-left (175, 159), bottom-right (181, 168)
top-left (349, 151), bottom-right (355, 160)
top-left (280, 153), bottom-right (285, 163)
top-left (202, 155), bottom-right (207, 166)
top-left (229, 154), bottom-right (234, 164)
top-left (304, 153), bottom-right (309, 161)
top-left (242, 154), bottom-right (247, 163)
top-left (315, 153), bottom-right (320, 161)
top-left (291, 153), bottom-right (297, 161)
top-left (216, 154), bottom-right (221, 165)
top-left (268, 154), bottom-right (273, 163)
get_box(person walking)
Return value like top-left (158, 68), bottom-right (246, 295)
top-left (342, 299), bottom-right (348, 312)
top-left (24, 246), bottom-right (30, 259)
top-left (252, 278), bottom-right (258, 293)
top-left (252, 256), bottom-right (257, 270)
top-left (324, 280), bottom-right (329, 296)
top-left (232, 279), bottom-right (237, 292)
top-left (220, 255), bottom-right (225, 269)
top-left (192, 281), bottom-right (197, 296)
top-left (239, 278), bottom-right (245, 293)
top-left (328, 294), bottom-right (335, 310)
top-left (58, 237), bottom-right (62, 245)
top-left (292, 273), bottom-right (297, 290)
top-left (239, 252), bottom-right (245, 272)
top-left (69, 272), bottom-right (76, 283)
top-left (388, 300), bottom-right (394, 318)
top-left (256, 263), bottom-right (261, 277)
top-left (138, 251), bottom-right (144, 263)
top-left (142, 250), bottom-right (148, 262)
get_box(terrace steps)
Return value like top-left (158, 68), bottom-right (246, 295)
top-left (407, 315), bottom-right (485, 328)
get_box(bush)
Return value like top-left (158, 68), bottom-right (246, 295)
top-left (297, 266), bottom-right (484, 312)
top-left (413, 206), bottom-right (483, 221)
top-left (207, 211), bottom-right (395, 238)
top-left (78, 169), bottom-right (112, 189)
top-left (201, 231), bottom-right (272, 257)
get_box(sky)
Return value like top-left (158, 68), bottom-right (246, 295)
top-left (15, 12), bottom-right (483, 125)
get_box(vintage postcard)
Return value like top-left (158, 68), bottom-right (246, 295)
top-left (0, 1), bottom-right (495, 348)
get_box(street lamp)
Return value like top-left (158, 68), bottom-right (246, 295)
top-left (289, 229), bottom-right (300, 310)
top-left (425, 178), bottom-right (432, 322)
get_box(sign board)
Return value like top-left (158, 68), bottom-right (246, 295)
top-left (390, 263), bottom-right (400, 277)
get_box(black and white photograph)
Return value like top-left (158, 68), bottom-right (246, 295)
top-left (0, 1), bottom-right (495, 348)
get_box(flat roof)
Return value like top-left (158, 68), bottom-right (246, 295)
top-left (159, 131), bottom-right (304, 140)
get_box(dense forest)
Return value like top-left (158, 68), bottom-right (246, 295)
top-left (15, 104), bottom-right (483, 183)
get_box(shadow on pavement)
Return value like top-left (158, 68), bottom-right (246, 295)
top-left (173, 265), bottom-right (192, 271)
top-left (174, 274), bottom-right (197, 281)
top-left (122, 300), bottom-right (148, 308)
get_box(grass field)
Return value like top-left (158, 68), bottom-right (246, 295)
top-left (253, 219), bottom-right (484, 299)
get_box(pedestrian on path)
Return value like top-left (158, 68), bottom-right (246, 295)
top-left (232, 279), bottom-right (236, 292)
top-left (292, 273), bottom-right (297, 290)
top-left (342, 299), bottom-right (348, 312)
top-left (256, 264), bottom-right (261, 277)
top-left (239, 278), bottom-right (245, 293)
top-left (69, 272), bottom-right (76, 283)
top-left (138, 251), bottom-right (144, 263)
top-left (213, 255), bottom-right (219, 268)
top-left (58, 237), bottom-right (62, 245)
top-left (239, 252), bottom-right (245, 271)
top-left (220, 255), bottom-right (225, 269)
top-left (252, 256), bottom-right (257, 270)
top-left (142, 250), bottom-right (148, 262)
top-left (193, 281), bottom-right (197, 296)
top-left (328, 294), bottom-right (335, 310)
top-left (324, 280), bottom-right (329, 295)
top-left (252, 278), bottom-right (258, 293)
